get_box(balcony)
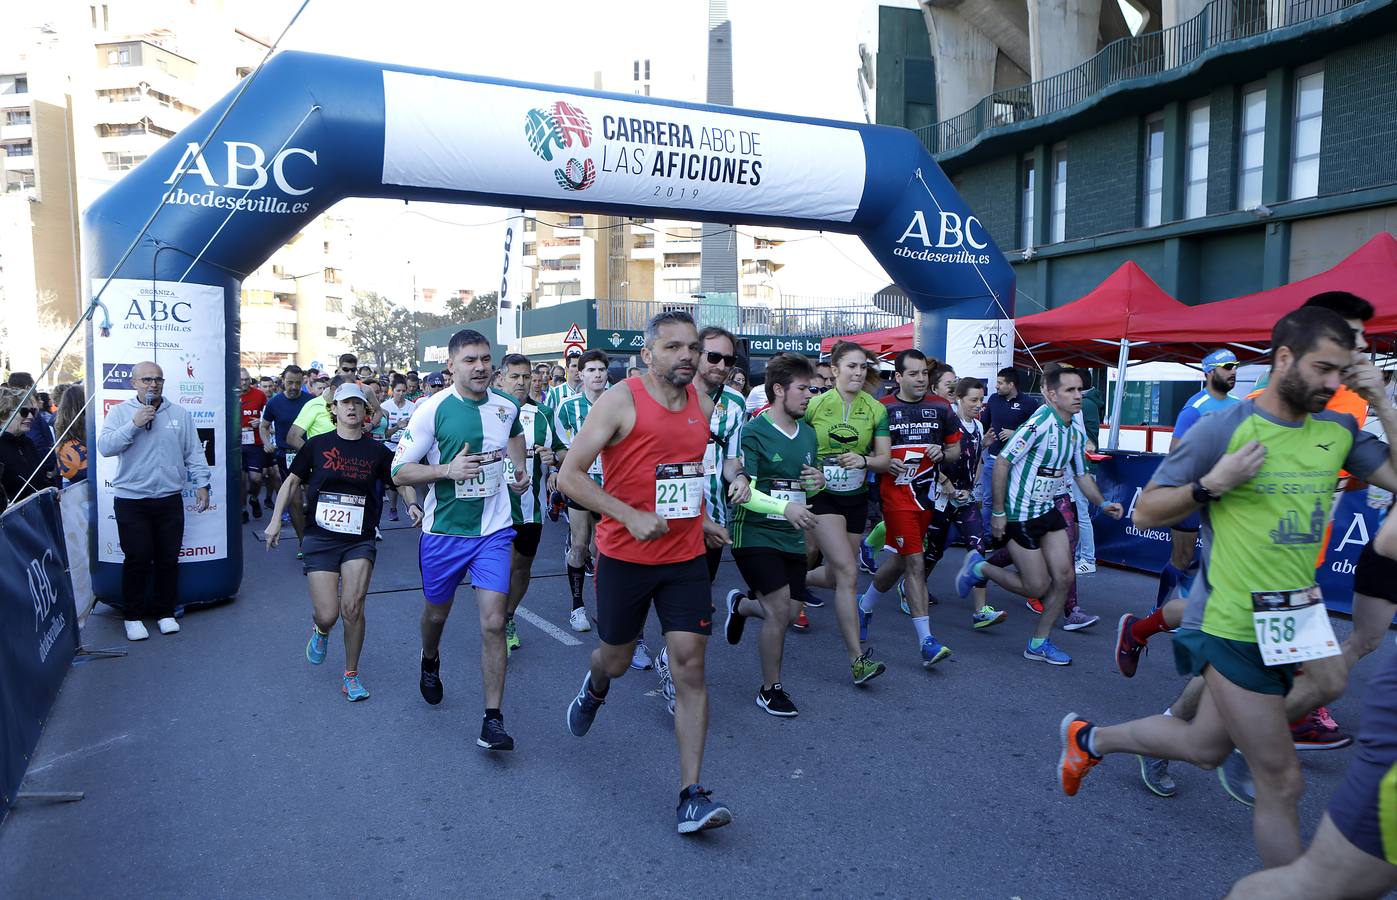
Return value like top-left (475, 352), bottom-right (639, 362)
top-left (918, 0), bottom-right (1370, 158)
top-left (0, 122), bottom-right (32, 143)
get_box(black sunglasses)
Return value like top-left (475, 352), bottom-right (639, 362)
top-left (809, 386), bottom-right (828, 394)
top-left (339, 366), bottom-right (356, 373)
top-left (705, 351), bottom-right (737, 367)
top-left (18, 407), bottom-right (35, 417)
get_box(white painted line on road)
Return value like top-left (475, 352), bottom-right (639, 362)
top-left (514, 606), bottom-right (583, 646)
top-left (26, 733), bottom-right (131, 775)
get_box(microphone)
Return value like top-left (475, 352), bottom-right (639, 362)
top-left (144, 390), bottom-right (156, 430)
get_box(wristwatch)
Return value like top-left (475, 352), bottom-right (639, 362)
top-left (1191, 480), bottom-right (1218, 504)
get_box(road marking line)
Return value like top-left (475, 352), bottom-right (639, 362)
top-left (26, 733), bottom-right (132, 775)
top-left (515, 606), bottom-right (582, 646)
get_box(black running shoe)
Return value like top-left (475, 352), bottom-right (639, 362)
top-left (756, 683), bottom-right (798, 717)
top-left (477, 716), bottom-right (514, 752)
top-left (724, 589), bottom-right (747, 645)
top-left (566, 672), bottom-right (605, 737)
top-left (249, 497), bottom-right (262, 519)
top-left (241, 510), bottom-right (250, 524)
top-left (420, 654), bottom-right (443, 705)
top-left (676, 784), bottom-right (732, 834)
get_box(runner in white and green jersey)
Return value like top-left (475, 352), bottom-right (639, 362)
top-left (496, 353), bottom-right (566, 655)
top-left (391, 329), bottom-right (531, 753)
top-left (554, 349), bottom-right (610, 634)
top-left (545, 353), bottom-right (581, 411)
top-left (960, 365), bottom-right (1122, 666)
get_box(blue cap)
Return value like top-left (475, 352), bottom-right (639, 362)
top-left (1202, 349), bottom-right (1237, 372)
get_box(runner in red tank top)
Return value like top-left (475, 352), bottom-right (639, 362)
top-left (558, 310), bottom-right (733, 835)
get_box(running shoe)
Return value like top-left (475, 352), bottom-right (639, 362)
top-left (676, 785), bottom-right (732, 834)
top-left (566, 672), bottom-right (605, 737)
top-left (1062, 609), bottom-right (1100, 632)
top-left (756, 683), bottom-right (798, 717)
top-left (920, 636), bottom-right (952, 668)
top-left (281, 511), bottom-right (292, 525)
top-left (388, 506), bottom-right (399, 522)
top-left (569, 607), bottom-right (591, 633)
top-left (1138, 756), bottom-right (1176, 798)
top-left (249, 497), bottom-right (262, 519)
top-left (792, 611), bottom-right (810, 631)
top-left (897, 579), bottom-right (911, 616)
top-left (859, 542), bottom-right (878, 574)
top-left (971, 605), bottom-right (1007, 629)
top-left (420, 653), bottom-right (443, 705)
top-left (305, 626), bottom-right (328, 665)
top-left (296, 550), bottom-right (304, 560)
top-left (342, 672), bottom-right (370, 701)
top-left (1024, 639), bottom-right (1071, 666)
top-left (1217, 750), bottom-right (1255, 807)
top-left (1292, 709), bottom-right (1354, 751)
top-left (584, 555), bottom-right (594, 577)
top-left (1058, 713), bottom-right (1099, 796)
top-left (547, 489), bottom-right (565, 522)
top-left (1026, 598), bottom-right (1044, 615)
top-left (1114, 614), bottom-right (1145, 678)
top-left (1075, 560), bottom-right (1096, 574)
top-left (505, 618), bottom-right (520, 655)
top-left (725, 589), bottom-right (747, 646)
top-left (630, 640), bottom-right (652, 671)
top-left (801, 588), bottom-right (826, 609)
top-left (955, 549), bottom-right (986, 599)
top-left (851, 651), bottom-right (886, 685)
top-left (478, 716), bottom-right (515, 752)
top-left (857, 606), bottom-right (872, 643)
top-left (656, 647), bottom-right (675, 716)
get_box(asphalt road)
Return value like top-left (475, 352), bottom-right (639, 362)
top-left (2, 515), bottom-right (1388, 898)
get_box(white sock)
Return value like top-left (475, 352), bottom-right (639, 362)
top-left (913, 615), bottom-right (931, 643)
top-left (860, 584), bottom-right (891, 615)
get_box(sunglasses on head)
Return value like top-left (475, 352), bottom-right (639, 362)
top-left (705, 351), bottom-right (736, 366)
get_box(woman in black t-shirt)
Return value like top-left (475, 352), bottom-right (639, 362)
top-left (266, 384), bottom-right (420, 702)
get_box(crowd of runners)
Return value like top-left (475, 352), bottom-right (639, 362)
top-left (244, 298), bottom-right (1397, 893)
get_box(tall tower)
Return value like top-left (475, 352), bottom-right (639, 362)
top-left (698, 0), bottom-right (738, 300)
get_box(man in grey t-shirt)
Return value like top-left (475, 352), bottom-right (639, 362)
top-left (97, 361), bottom-right (210, 641)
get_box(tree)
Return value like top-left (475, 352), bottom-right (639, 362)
top-left (351, 291), bottom-right (416, 371)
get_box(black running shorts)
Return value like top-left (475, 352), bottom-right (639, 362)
top-left (1004, 508), bottom-right (1067, 551)
top-left (733, 547), bottom-right (806, 600)
top-left (1353, 542), bottom-right (1397, 604)
top-left (810, 490), bottom-right (868, 535)
top-left (594, 554), bottom-right (712, 644)
top-left (512, 522), bottom-right (543, 558)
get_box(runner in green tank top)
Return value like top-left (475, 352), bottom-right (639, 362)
top-left (723, 354), bottom-right (825, 716)
top-left (1057, 307), bottom-right (1397, 868)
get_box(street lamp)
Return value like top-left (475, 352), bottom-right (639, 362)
top-left (620, 280), bottom-right (630, 302)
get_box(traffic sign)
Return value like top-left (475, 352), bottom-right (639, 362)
top-left (563, 323), bottom-right (585, 345)
top-left (563, 342), bottom-right (584, 358)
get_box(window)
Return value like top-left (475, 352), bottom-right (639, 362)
top-left (1238, 83), bottom-right (1266, 209)
top-left (523, 218), bottom-right (536, 232)
top-left (325, 297), bottom-right (343, 313)
top-left (1290, 65), bottom-right (1323, 200)
top-left (1049, 144), bottom-right (1067, 242)
top-left (105, 46), bottom-right (131, 66)
top-left (275, 322), bottom-right (297, 339)
top-left (5, 109), bottom-right (31, 125)
top-left (3, 140), bottom-right (32, 157)
top-left (522, 242), bottom-right (536, 256)
top-left (97, 87), bottom-right (140, 103)
top-left (1019, 154), bottom-right (1035, 248)
top-left (566, 214), bottom-right (584, 227)
top-left (644, 59), bottom-right (650, 80)
top-left (102, 151), bottom-right (147, 170)
top-left (323, 267), bottom-right (341, 284)
top-left (1184, 100), bottom-right (1210, 219)
top-left (5, 170), bottom-right (35, 192)
top-left (1142, 114), bottom-right (1164, 226)
top-left (634, 60), bottom-right (640, 81)
top-left (666, 279), bottom-right (701, 294)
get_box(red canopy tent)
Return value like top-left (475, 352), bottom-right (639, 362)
top-left (1013, 261), bottom-right (1193, 367)
top-left (819, 321), bottom-right (914, 357)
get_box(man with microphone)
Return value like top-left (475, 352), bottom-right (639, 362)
top-left (98, 360), bottom-right (210, 641)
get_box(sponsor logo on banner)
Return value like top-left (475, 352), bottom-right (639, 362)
top-left (944, 319), bottom-right (1013, 380)
top-left (27, 549), bottom-right (67, 663)
top-left (102, 362), bottom-right (138, 389)
top-left (893, 210), bottom-right (993, 266)
top-left (102, 398), bottom-right (124, 418)
top-left (381, 72), bottom-right (866, 222)
top-left (608, 332), bottom-right (623, 348)
top-left (162, 141), bottom-right (316, 215)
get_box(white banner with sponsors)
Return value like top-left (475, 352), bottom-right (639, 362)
top-left (497, 210), bottom-right (524, 350)
top-left (945, 318), bottom-right (1014, 380)
top-left (381, 72), bottom-right (867, 223)
top-left (91, 279), bottom-right (227, 563)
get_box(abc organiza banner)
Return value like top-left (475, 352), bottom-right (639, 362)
top-left (380, 71), bottom-right (867, 224)
top-left (91, 279), bottom-right (227, 564)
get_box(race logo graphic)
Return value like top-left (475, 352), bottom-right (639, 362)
top-left (524, 101), bottom-right (596, 192)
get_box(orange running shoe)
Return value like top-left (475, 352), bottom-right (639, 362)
top-left (1026, 598), bottom-right (1044, 615)
top-left (1059, 713), bottom-right (1100, 796)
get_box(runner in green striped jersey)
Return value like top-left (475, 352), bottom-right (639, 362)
top-left (554, 350), bottom-right (611, 634)
top-left (961, 365), bottom-right (1122, 667)
top-left (496, 353), bottom-right (566, 655)
top-left (545, 353), bottom-right (581, 411)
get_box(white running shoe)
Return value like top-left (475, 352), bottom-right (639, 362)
top-left (569, 607), bottom-right (592, 633)
top-left (157, 617), bottom-right (180, 635)
top-left (124, 620), bottom-right (149, 641)
top-left (631, 640), bottom-right (652, 671)
top-left (1075, 560), bottom-right (1096, 574)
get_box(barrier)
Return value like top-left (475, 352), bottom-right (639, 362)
top-left (59, 480), bottom-right (94, 626)
top-left (1092, 451), bottom-right (1379, 614)
top-left (0, 490), bottom-right (80, 814)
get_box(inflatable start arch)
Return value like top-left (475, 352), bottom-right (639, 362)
top-left (84, 51), bottom-right (1015, 605)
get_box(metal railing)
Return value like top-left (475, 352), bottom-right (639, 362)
top-left (594, 299), bottom-right (910, 338)
top-left (918, 0), bottom-right (1367, 157)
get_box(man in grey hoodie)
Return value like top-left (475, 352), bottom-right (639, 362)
top-left (97, 361), bottom-right (211, 641)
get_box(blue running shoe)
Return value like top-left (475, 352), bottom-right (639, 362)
top-left (920, 636), bottom-right (952, 668)
top-left (859, 542), bottom-right (878, 575)
top-left (342, 672), bottom-right (370, 701)
top-left (801, 588), bottom-right (826, 609)
top-left (857, 605), bottom-right (872, 642)
top-left (306, 626), bottom-right (328, 665)
top-left (955, 549), bottom-right (987, 599)
top-left (1023, 639), bottom-right (1072, 666)
top-left (567, 672), bottom-right (606, 737)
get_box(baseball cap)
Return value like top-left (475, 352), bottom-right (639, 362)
top-left (1202, 349), bottom-right (1238, 372)
top-left (333, 383), bottom-right (369, 404)
top-left (426, 371), bottom-right (446, 387)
